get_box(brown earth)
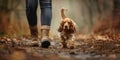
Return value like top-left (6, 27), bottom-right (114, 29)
top-left (0, 34), bottom-right (120, 60)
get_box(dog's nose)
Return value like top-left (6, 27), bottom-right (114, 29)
top-left (64, 25), bottom-right (69, 29)
top-left (65, 26), bottom-right (67, 28)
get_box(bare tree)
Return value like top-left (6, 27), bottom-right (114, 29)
top-left (0, 0), bottom-right (21, 35)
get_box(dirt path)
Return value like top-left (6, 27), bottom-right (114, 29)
top-left (0, 35), bottom-right (120, 60)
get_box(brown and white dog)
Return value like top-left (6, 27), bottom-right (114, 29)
top-left (58, 8), bottom-right (76, 48)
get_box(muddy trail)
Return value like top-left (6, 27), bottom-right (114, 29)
top-left (0, 34), bottom-right (120, 60)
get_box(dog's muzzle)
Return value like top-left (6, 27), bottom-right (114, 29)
top-left (64, 23), bottom-right (69, 29)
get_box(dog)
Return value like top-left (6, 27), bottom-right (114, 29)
top-left (58, 8), bottom-right (76, 48)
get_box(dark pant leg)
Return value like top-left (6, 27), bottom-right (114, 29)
top-left (40, 0), bottom-right (52, 26)
top-left (26, 0), bottom-right (38, 26)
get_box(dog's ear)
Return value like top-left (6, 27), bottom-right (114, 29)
top-left (58, 21), bottom-right (64, 32)
top-left (69, 22), bottom-right (76, 33)
top-left (72, 25), bottom-right (76, 33)
top-left (58, 25), bottom-right (63, 32)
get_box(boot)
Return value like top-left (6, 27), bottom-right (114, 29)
top-left (41, 25), bottom-right (51, 48)
top-left (30, 26), bottom-right (38, 37)
top-left (41, 25), bottom-right (51, 41)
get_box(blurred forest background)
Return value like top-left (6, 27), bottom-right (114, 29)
top-left (0, 0), bottom-right (120, 36)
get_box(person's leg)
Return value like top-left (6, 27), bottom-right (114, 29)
top-left (26, 0), bottom-right (38, 37)
top-left (39, 0), bottom-right (52, 41)
top-left (39, 0), bottom-right (52, 48)
top-left (40, 0), bottom-right (52, 26)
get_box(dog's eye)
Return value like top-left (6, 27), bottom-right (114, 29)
top-left (68, 22), bottom-right (71, 24)
top-left (61, 22), bottom-right (65, 25)
top-left (63, 21), bottom-right (66, 24)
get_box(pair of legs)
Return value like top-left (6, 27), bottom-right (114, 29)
top-left (26, 0), bottom-right (52, 38)
top-left (26, 0), bottom-right (52, 26)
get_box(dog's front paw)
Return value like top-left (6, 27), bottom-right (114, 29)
top-left (67, 40), bottom-right (75, 49)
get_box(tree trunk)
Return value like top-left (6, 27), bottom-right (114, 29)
top-left (0, 0), bottom-right (10, 34)
top-left (112, 0), bottom-right (120, 30)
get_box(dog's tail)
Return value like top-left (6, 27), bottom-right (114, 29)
top-left (61, 8), bottom-right (67, 19)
